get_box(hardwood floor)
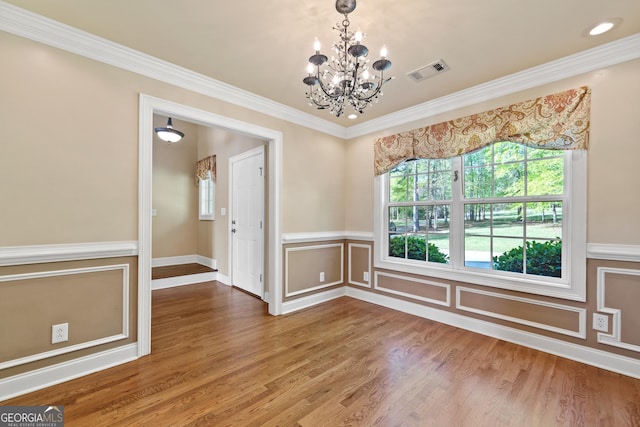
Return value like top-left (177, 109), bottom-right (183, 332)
top-left (3, 282), bottom-right (640, 426)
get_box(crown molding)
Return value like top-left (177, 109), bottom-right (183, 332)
top-left (346, 33), bottom-right (640, 139)
top-left (0, 1), bottom-right (347, 139)
top-left (1, 1), bottom-right (638, 140)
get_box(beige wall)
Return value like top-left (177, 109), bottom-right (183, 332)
top-left (0, 31), bottom-right (347, 248)
top-left (152, 117), bottom-right (199, 259)
top-left (345, 59), bottom-right (640, 245)
top-left (0, 34), bottom-right (138, 246)
top-left (283, 125), bottom-right (347, 232)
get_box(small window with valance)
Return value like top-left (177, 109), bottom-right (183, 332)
top-left (196, 155), bottom-right (216, 220)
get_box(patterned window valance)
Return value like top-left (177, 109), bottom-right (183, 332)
top-left (195, 155), bottom-right (216, 185)
top-left (373, 86), bottom-right (591, 175)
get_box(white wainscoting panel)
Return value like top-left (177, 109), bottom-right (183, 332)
top-left (596, 266), bottom-right (640, 352)
top-left (0, 264), bottom-right (130, 370)
top-left (348, 243), bottom-right (371, 288)
top-left (456, 287), bottom-right (586, 339)
top-left (374, 271), bottom-right (450, 307)
top-left (285, 243), bottom-right (344, 297)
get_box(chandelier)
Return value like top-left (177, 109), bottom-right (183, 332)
top-left (303, 0), bottom-right (392, 118)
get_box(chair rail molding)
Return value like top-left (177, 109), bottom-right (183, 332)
top-left (587, 243), bottom-right (640, 263)
top-left (0, 241), bottom-right (138, 266)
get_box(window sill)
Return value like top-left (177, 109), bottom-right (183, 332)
top-left (374, 257), bottom-right (585, 302)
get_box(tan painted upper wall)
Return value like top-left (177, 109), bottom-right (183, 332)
top-left (0, 34), bottom-right (138, 245)
top-left (3, 29), bottom-right (637, 247)
top-left (152, 117), bottom-right (199, 258)
top-left (281, 125), bottom-right (347, 233)
top-left (345, 59), bottom-right (640, 246)
top-left (0, 32), bottom-right (346, 247)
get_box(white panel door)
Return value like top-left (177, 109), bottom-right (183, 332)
top-left (230, 146), bottom-right (265, 297)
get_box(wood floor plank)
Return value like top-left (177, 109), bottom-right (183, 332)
top-left (3, 281), bottom-right (640, 426)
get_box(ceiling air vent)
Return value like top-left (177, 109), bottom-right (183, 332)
top-left (407, 60), bottom-right (449, 82)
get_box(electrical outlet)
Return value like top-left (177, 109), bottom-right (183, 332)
top-left (52, 323), bottom-right (68, 344)
top-left (319, 272), bottom-right (325, 282)
top-left (593, 313), bottom-right (609, 332)
top-left (363, 271), bottom-right (369, 282)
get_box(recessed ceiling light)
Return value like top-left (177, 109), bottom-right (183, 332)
top-left (585, 18), bottom-right (622, 36)
top-left (348, 114), bottom-right (358, 120)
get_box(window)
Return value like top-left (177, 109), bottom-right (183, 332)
top-left (375, 142), bottom-right (586, 301)
top-left (199, 178), bottom-right (215, 220)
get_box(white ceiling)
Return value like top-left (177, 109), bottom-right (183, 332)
top-left (4, 0), bottom-right (640, 127)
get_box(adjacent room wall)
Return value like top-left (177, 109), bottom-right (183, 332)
top-left (152, 117), bottom-right (199, 259)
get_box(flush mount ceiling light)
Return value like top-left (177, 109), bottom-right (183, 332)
top-left (585, 18), bottom-right (622, 36)
top-left (154, 117), bottom-right (184, 143)
top-left (303, 0), bottom-right (392, 117)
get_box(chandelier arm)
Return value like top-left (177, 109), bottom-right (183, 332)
top-left (316, 78), bottom-right (337, 99)
top-left (307, 95), bottom-right (331, 109)
top-left (305, 74), bottom-right (331, 109)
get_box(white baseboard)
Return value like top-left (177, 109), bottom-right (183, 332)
top-left (215, 273), bottom-right (231, 286)
top-left (0, 343), bottom-right (138, 402)
top-left (151, 254), bottom-right (216, 268)
top-left (151, 255), bottom-right (198, 267)
top-left (151, 255), bottom-right (218, 290)
top-left (282, 287), bottom-right (347, 314)
top-left (152, 272), bottom-right (217, 290)
top-left (196, 255), bottom-right (216, 269)
top-left (346, 287), bottom-right (640, 380)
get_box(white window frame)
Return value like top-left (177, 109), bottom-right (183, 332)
top-left (374, 149), bottom-right (586, 301)
top-left (199, 177), bottom-right (215, 220)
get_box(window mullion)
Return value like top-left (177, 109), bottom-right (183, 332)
top-left (451, 156), bottom-right (464, 269)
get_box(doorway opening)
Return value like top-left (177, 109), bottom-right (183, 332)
top-left (138, 94), bottom-right (283, 357)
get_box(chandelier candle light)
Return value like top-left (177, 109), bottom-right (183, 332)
top-left (303, 0), bottom-right (392, 117)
